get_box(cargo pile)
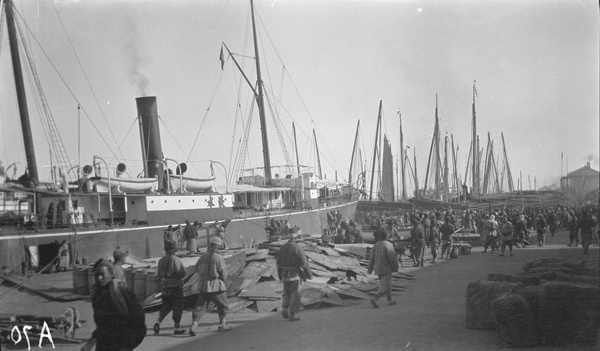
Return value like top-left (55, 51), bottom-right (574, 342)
top-left (139, 239), bottom-right (414, 313)
top-left (466, 258), bottom-right (600, 348)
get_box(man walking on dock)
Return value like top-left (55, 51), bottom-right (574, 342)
top-left (410, 217), bottom-right (426, 267)
top-left (189, 236), bottom-right (232, 334)
top-left (155, 240), bottom-right (186, 335)
top-left (277, 227), bottom-right (313, 321)
top-left (368, 230), bottom-right (399, 308)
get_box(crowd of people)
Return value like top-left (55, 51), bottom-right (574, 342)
top-left (362, 204), bottom-right (599, 269)
top-left (80, 203), bottom-right (597, 349)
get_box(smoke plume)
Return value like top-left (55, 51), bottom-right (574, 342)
top-left (123, 18), bottom-right (152, 96)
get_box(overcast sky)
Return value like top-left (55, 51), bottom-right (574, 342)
top-left (1, 0), bottom-right (598, 192)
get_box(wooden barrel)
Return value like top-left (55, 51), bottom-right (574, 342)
top-left (73, 266), bottom-right (89, 295)
top-left (125, 269), bottom-right (135, 289)
top-left (145, 270), bottom-right (160, 298)
top-left (88, 267), bottom-right (96, 295)
top-left (134, 270), bottom-right (147, 302)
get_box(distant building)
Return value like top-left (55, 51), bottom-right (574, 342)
top-left (560, 162), bottom-right (600, 203)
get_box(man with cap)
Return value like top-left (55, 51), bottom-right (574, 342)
top-left (367, 229), bottom-right (398, 308)
top-left (154, 240), bottom-right (186, 335)
top-left (514, 214), bottom-right (528, 248)
top-left (56, 240), bottom-right (69, 272)
top-left (217, 218), bottom-right (231, 249)
top-left (81, 258), bottom-right (146, 351)
top-left (536, 214), bottom-right (547, 247)
top-left (189, 236), bottom-right (232, 334)
top-left (439, 216), bottom-right (454, 259)
top-left (410, 217), bottom-right (426, 267)
top-left (350, 220), bottom-right (364, 243)
top-left (499, 216), bottom-right (514, 256)
top-left (482, 215), bottom-right (499, 253)
top-left (567, 210), bottom-right (579, 247)
top-left (183, 220), bottom-right (199, 254)
top-left (112, 248), bottom-right (128, 285)
top-left (276, 227), bottom-right (313, 321)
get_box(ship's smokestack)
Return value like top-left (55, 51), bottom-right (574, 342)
top-left (136, 96), bottom-right (164, 180)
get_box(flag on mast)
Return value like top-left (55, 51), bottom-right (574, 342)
top-left (219, 47), bottom-right (225, 70)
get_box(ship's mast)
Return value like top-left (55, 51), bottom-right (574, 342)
top-left (313, 129), bottom-right (322, 179)
top-left (5, 0), bottom-right (46, 223)
top-left (250, 0), bottom-right (272, 185)
top-left (348, 120), bottom-right (361, 187)
top-left (471, 82), bottom-right (478, 195)
top-left (369, 101), bottom-right (383, 201)
top-left (5, 0), bottom-right (39, 183)
top-left (398, 110), bottom-right (406, 201)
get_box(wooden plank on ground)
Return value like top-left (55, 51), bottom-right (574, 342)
top-left (305, 251), bottom-right (347, 270)
top-left (311, 269), bottom-right (334, 278)
top-left (352, 282), bottom-right (379, 292)
top-left (333, 286), bottom-right (372, 300)
top-left (246, 249), bottom-right (270, 261)
top-left (226, 276), bottom-right (255, 297)
top-left (256, 299), bottom-right (281, 313)
top-left (318, 246), bottom-right (340, 257)
top-left (301, 287), bottom-right (324, 306)
top-left (240, 261), bottom-right (270, 278)
top-left (225, 250), bottom-right (248, 276)
top-left (309, 260), bottom-right (333, 272)
top-left (304, 277), bottom-right (331, 286)
top-left (228, 297), bottom-right (255, 313)
top-left (320, 291), bottom-right (344, 306)
top-left (238, 281), bottom-right (282, 300)
top-left (259, 258), bottom-right (277, 277)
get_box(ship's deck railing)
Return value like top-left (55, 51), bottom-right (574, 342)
top-left (232, 193), bottom-right (356, 219)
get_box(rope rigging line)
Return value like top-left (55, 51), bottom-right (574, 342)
top-left (263, 91), bottom-right (293, 173)
top-left (49, 1), bottom-right (127, 167)
top-left (111, 118), bottom-right (138, 178)
top-left (10, 6), bottom-right (125, 174)
top-left (16, 17), bottom-right (74, 182)
top-left (230, 55), bottom-right (256, 184)
top-left (254, 9), bottom-right (347, 181)
top-left (185, 68), bottom-right (226, 166)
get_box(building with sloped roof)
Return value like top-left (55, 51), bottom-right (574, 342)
top-left (560, 162), bottom-right (600, 203)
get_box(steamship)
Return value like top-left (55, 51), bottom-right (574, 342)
top-left (0, 0), bottom-right (358, 270)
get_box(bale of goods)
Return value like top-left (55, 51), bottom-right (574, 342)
top-left (555, 274), bottom-right (600, 288)
top-left (491, 292), bottom-right (538, 347)
top-left (537, 281), bottom-right (600, 347)
top-left (513, 284), bottom-right (543, 314)
top-left (488, 273), bottom-right (540, 286)
top-left (72, 266), bottom-right (89, 295)
top-left (466, 281), bottom-right (520, 330)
